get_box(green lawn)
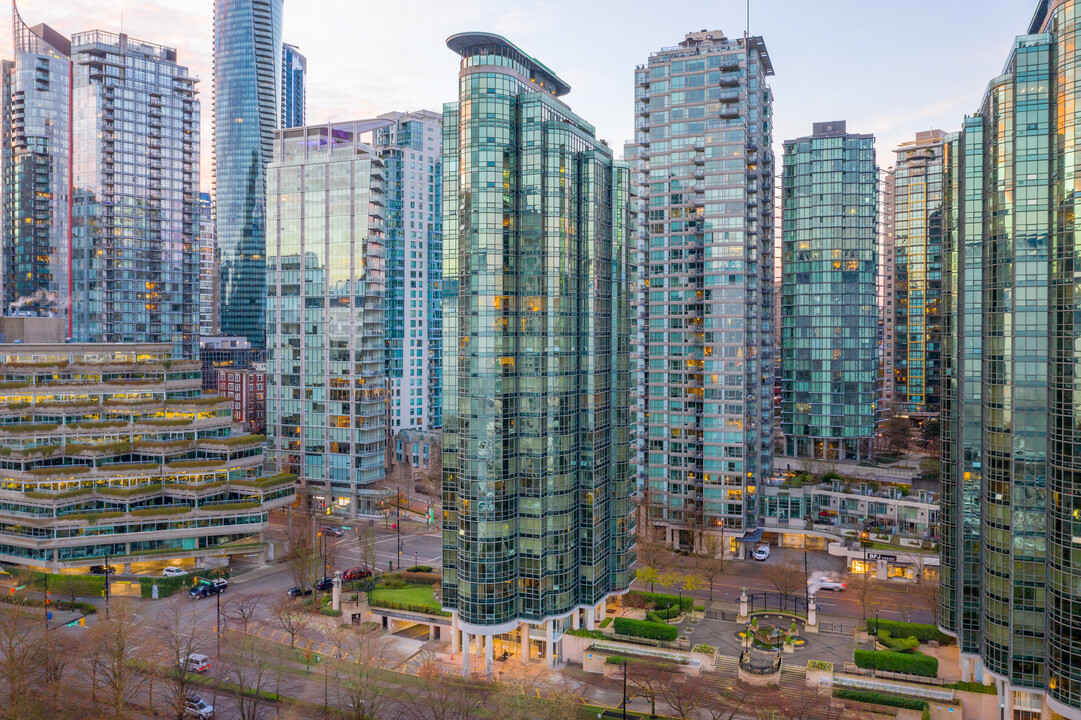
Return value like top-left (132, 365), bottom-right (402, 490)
top-left (369, 584), bottom-right (442, 613)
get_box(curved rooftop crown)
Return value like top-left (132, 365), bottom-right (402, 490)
top-left (446, 31), bottom-right (571, 97)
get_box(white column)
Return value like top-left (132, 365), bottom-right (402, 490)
top-left (571, 611), bottom-right (580, 630)
top-left (585, 606), bottom-right (596, 630)
top-left (545, 619), bottom-right (554, 668)
top-left (484, 634), bottom-right (493, 678)
top-left (520, 622), bottom-right (529, 665)
top-left (461, 631), bottom-right (471, 676)
top-left (451, 612), bottom-right (460, 654)
top-left (600, 597), bottom-right (607, 620)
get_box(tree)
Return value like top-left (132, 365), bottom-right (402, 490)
top-left (920, 419), bottom-right (941, 447)
top-left (918, 456), bottom-right (941, 478)
top-left (892, 583), bottom-right (919, 623)
top-left (763, 557), bottom-right (805, 606)
top-left (850, 568), bottom-right (880, 621)
top-left (636, 533), bottom-right (668, 592)
top-left (224, 593), bottom-right (263, 635)
top-left (272, 595), bottom-right (312, 648)
top-left (0, 604), bottom-right (41, 719)
top-left (626, 659), bottom-right (679, 718)
top-left (758, 685), bottom-right (833, 720)
top-left (37, 624), bottom-right (77, 717)
top-left (882, 417), bottom-right (911, 455)
top-left (220, 633), bottom-right (274, 720)
top-left (87, 597), bottom-right (147, 720)
top-left (658, 670), bottom-right (712, 719)
top-left (694, 532), bottom-right (726, 601)
top-left (493, 663), bottom-right (549, 720)
top-left (357, 523), bottom-right (377, 574)
top-left (636, 567), bottom-right (660, 593)
top-left (160, 602), bottom-right (204, 720)
top-left (333, 631), bottom-right (395, 720)
top-left (403, 658), bottom-right (492, 720)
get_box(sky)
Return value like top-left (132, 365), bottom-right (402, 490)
top-left (7, 0), bottom-right (1038, 190)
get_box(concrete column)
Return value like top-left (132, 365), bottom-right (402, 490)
top-left (738, 587), bottom-right (749, 622)
top-left (451, 613), bottom-right (460, 654)
top-left (484, 634), bottom-right (493, 678)
top-left (571, 611), bottom-right (580, 630)
top-left (122, 563), bottom-right (132, 575)
top-left (805, 595), bottom-right (818, 633)
top-left (585, 606), bottom-right (596, 630)
top-left (545, 619), bottom-right (554, 668)
top-left (428, 624), bottom-right (436, 641)
top-left (600, 597), bottom-right (607, 620)
top-left (519, 622), bottom-right (529, 665)
top-left (331, 572), bottom-right (342, 611)
top-left (461, 631), bottom-right (471, 676)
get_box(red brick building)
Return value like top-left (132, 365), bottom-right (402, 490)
top-left (217, 363), bottom-right (266, 434)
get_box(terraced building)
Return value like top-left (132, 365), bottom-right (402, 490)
top-left (0, 320), bottom-right (293, 571)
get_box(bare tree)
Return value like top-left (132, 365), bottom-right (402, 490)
top-left (37, 625), bottom-right (78, 717)
top-left (763, 557), bottom-right (805, 605)
top-left (760, 685), bottom-right (833, 720)
top-left (626, 659), bottom-right (679, 718)
top-left (402, 657), bottom-right (493, 720)
top-left (224, 593), bottom-right (263, 635)
top-left (88, 597), bottom-right (147, 720)
top-left (159, 602), bottom-right (204, 720)
top-left (658, 670), bottom-right (713, 719)
top-left (219, 633), bottom-right (274, 720)
top-left (695, 532), bottom-right (726, 601)
top-left (493, 663), bottom-right (549, 720)
top-left (636, 533), bottom-right (668, 592)
top-left (286, 520), bottom-right (318, 594)
top-left (272, 595), bottom-right (312, 648)
top-left (0, 604), bottom-right (41, 719)
top-left (892, 583), bottom-right (919, 623)
top-left (333, 631), bottom-right (396, 720)
top-left (357, 523), bottom-right (377, 575)
top-left (850, 569), bottom-right (880, 621)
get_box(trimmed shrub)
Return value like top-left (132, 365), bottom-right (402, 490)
top-left (599, 617), bottom-right (613, 628)
top-left (865, 619), bottom-right (952, 645)
top-left (139, 575), bottom-right (192, 599)
top-left (807, 660), bottom-right (833, 672)
top-left (648, 605), bottom-right (682, 621)
top-left (605, 655), bottom-right (628, 665)
top-left (854, 649), bottom-right (938, 677)
top-left (625, 590), bottom-right (693, 612)
top-left (565, 628), bottom-right (606, 639)
top-left (320, 607), bottom-right (342, 617)
top-left (877, 629), bottom-right (920, 653)
top-left (613, 617), bottom-right (678, 642)
top-left (367, 598), bottom-right (449, 617)
top-left (947, 681), bottom-right (997, 695)
top-left (832, 689), bottom-right (928, 711)
top-left (692, 644), bottom-right (716, 654)
top-left (406, 565), bottom-right (433, 573)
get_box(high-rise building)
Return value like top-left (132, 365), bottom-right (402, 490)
top-left (281, 43), bottom-right (305, 129)
top-left (892, 129), bottom-right (946, 421)
top-left (630, 30), bottom-right (775, 551)
top-left (441, 32), bottom-right (635, 675)
top-left (879, 168), bottom-right (896, 416)
top-left (780, 121), bottom-right (877, 461)
top-left (199, 193), bottom-right (219, 337)
top-left (2, 5), bottom-right (71, 326)
top-left (69, 31), bottom-right (200, 359)
top-left (374, 110), bottom-right (442, 433)
top-left (265, 121), bottom-right (386, 516)
top-left (939, 3), bottom-right (1081, 717)
top-left (213, 0), bottom-right (283, 348)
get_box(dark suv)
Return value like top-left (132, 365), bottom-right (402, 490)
top-left (90, 565), bottom-right (118, 575)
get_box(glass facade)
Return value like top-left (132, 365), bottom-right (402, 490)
top-left (441, 33), bottom-right (635, 645)
top-left (280, 43), bottom-right (305, 129)
top-left (213, 0), bottom-right (283, 348)
top-left (69, 31), bottom-right (200, 359)
top-left (1, 5), bottom-right (71, 323)
top-left (629, 31), bottom-right (775, 549)
top-left (893, 130), bottom-right (947, 420)
top-left (199, 193), bottom-right (218, 337)
top-left (940, 3), bottom-right (1081, 716)
top-left (781, 122), bottom-right (877, 461)
top-left (265, 122), bottom-right (386, 516)
top-left (374, 111), bottom-right (442, 432)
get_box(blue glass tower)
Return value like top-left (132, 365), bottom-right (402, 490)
top-left (213, 0), bottom-right (283, 348)
top-left (280, 43), bottom-right (305, 129)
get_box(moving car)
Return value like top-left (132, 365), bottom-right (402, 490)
top-left (90, 565), bottom-right (118, 575)
top-left (321, 526), bottom-right (344, 537)
top-left (184, 695), bottom-right (214, 719)
top-left (286, 585), bottom-right (313, 598)
top-left (814, 579), bottom-right (847, 592)
top-left (315, 576), bottom-right (334, 592)
top-left (180, 653), bottom-right (210, 673)
top-left (752, 545), bottom-right (771, 561)
top-left (342, 566), bottom-right (372, 581)
top-left (162, 566), bottom-right (188, 577)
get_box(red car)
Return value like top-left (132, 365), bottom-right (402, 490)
top-left (342, 567), bottom-right (372, 581)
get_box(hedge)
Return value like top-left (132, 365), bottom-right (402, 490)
top-left (626, 590), bottom-right (693, 612)
top-left (647, 605), bottom-right (682, 621)
top-left (320, 607), bottom-right (342, 617)
top-left (865, 619), bottom-right (951, 645)
top-left (139, 575), bottom-right (193, 599)
top-left (367, 598), bottom-right (450, 617)
top-left (605, 655), bottom-right (629, 665)
top-left (947, 681), bottom-right (997, 695)
top-left (566, 628), bottom-right (606, 639)
top-left (613, 617), bottom-right (678, 642)
top-left (854, 649), bottom-right (938, 677)
top-left (406, 565), bottom-right (433, 573)
top-left (877, 629), bottom-right (920, 653)
top-left (832, 689), bottom-right (928, 711)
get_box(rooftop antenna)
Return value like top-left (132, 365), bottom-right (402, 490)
top-left (746, 0), bottom-right (750, 39)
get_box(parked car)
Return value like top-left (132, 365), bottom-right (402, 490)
top-left (814, 579), bottom-right (847, 592)
top-left (315, 576), bottom-right (334, 592)
top-left (179, 653), bottom-right (210, 673)
top-left (184, 695), bottom-right (214, 719)
top-left (188, 579), bottom-right (228, 599)
top-left (286, 585), bottom-right (313, 598)
top-left (162, 566), bottom-right (188, 578)
top-left (90, 565), bottom-right (118, 575)
top-left (321, 526), bottom-right (344, 538)
top-left (752, 545), bottom-right (771, 561)
top-left (342, 567), bottom-right (372, 582)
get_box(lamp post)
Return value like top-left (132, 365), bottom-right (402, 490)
top-left (216, 588), bottom-right (222, 656)
top-left (622, 658), bottom-right (628, 720)
top-left (104, 551), bottom-right (110, 618)
top-left (396, 487), bottom-right (401, 570)
top-left (872, 608), bottom-right (879, 678)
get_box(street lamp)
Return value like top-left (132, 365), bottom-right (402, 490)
top-left (621, 658), bottom-right (628, 720)
top-left (872, 608), bottom-right (879, 678)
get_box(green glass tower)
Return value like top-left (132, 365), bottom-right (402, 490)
top-left (940, 2), bottom-right (1081, 716)
top-left (441, 32), bottom-right (635, 676)
top-left (780, 122), bottom-right (878, 461)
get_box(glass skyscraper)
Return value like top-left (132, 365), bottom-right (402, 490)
top-left (280, 43), bottom-right (305, 129)
top-left (630, 30), bottom-right (775, 552)
top-left (892, 130), bottom-right (947, 421)
top-left (199, 193), bottom-right (218, 337)
top-left (374, 110), bottom-right (442, 432)
top-left (1, 4), bottom-right (71, 325)
top-left (265, 122), bottom-right (386, 516)
top-left (441, 32), bottom-right (635, 675)
top-left (780, 121), bottom-right (877, 461)
top-left (939, 2), bottom-right (1081, 717)
top-left (70, 31), bottom-right (200, 359)
top-left (213, 0), bottom-right (283, 348)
